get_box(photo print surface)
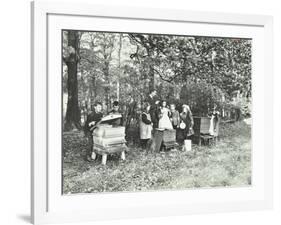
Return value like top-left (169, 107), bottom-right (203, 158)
top-left (62, 30), bottom-right (252, 194)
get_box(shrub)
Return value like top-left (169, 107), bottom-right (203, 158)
top-left (179, 80), bottom-right (225, 116)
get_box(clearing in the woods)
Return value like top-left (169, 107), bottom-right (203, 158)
top-left (62, 120), bottom-right (251, 194)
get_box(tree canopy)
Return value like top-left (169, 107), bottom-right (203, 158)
top-left (62, 30), bottom-right (251, 129)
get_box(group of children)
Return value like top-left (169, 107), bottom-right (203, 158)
top-left (83, 92), bottom-right (195, 161)
top-left (140, 90), bottom-right (194, 149)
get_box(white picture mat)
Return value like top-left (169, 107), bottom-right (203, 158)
top-left (47, 13), bottom-right (266, 214)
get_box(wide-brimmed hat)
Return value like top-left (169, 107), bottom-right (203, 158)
top-left (182, 104), bottom-right (190, 110)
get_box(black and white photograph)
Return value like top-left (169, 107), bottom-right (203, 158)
top-left (62, 30), bottom-right (252, 194)
top-left (1, 0), bottom-right (278, 224)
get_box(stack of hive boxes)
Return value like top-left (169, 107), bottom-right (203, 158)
top-left (93, 125), bottom-right (127, 155)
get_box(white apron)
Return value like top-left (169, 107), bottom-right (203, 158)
top-left (140, 112), bottom-right (153, 139)
top-left (158, 108), bottom-right (173, 129)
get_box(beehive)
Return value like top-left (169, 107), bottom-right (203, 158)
top-left (93, 125), bottom-right (125, 138)
top-left (193, 117), bottom-right (211, 135)
top-left (153, 129), bottom-right (177, 152)
top-left (162, 129), bottom-right (176, 142)
top-left (93, 136), bottom-right (126, 147)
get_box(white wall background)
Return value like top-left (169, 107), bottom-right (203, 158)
top-left (0, 0), bottom-right (280, 224)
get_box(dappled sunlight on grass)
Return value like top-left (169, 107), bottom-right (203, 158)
top-left (63, 121), bottom-right (251, 194)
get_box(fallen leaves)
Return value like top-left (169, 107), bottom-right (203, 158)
top-left (63, 121), bottom-right (251, 194)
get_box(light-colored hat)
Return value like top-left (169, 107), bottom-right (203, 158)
top-left (182, 104), bottom-right (190, 110)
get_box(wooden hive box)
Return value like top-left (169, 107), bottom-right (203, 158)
top-left (93, 136), bottom-right (126, 148)
top-left (153, 129), bottom-right (177, 152)
top-left (193, 116), bottom-right (220, 145)
top-left (93, 125), bottom-right (125, 138)
top-left (93, 143), bottom-right (128, 155)
top-left (193, 117), bottom-right (211, 136)
top-left (162, 129), bottom-right (176, 142)
top-left (103, 126), bottom-right (125, 138)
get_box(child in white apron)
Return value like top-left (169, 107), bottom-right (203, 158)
top-left (158, 100), bottom-right (173, 130)
top-left (140, 102), bottom-right (153, 149)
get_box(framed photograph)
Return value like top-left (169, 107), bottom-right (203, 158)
top-left (31, 1), bottom-right (273, 224)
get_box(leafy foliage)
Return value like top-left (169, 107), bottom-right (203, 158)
top-left (180, 80), bottom-right (225, 116)
top-left (62, 30), bottom-right (252, 126)
top-left (127, 34), bottom-right (251, 116)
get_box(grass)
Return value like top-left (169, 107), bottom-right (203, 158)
top-left (62, 120), bottom-right (251, 194)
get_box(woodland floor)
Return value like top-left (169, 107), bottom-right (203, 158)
top-left (62, 120), bottom-right (251, 194)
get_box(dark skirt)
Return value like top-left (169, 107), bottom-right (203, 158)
top-left (177, 127), bottom-right (193, 144)
top-left (177, 128), bottom-right (186, 144)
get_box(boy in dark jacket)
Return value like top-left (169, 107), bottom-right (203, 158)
top-left (108, 101), bottom-right (123, 126)
top-left (169, 103), bottom-right (180, 129)
top-left (84, 102), bottom-right (103, 162)
top-left (145, 90), bottom-right (159, 129)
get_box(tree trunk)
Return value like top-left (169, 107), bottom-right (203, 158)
top-left (145, 48), bottom-right (155, 92)
top-left (64, 31), bottom-right (81, 131)
top-left (89, 74), bottom-right (96, 111)
top-left (103, 61), bottom-right (110, 112)
top-left (117, 34), bottom-right (122, 101)
top-left (148, 64), bottom-right (155, 92)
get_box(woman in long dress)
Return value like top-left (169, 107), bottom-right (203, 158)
top-left (158, 100), bottom-right (173, 130)
top-left (177, 104), bottom-right (194, 145)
